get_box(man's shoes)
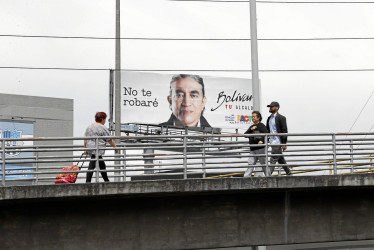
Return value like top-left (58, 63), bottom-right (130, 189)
top-left (286, 172), bottom-right (292, 176)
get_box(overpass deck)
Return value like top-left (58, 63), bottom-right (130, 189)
top-left (1, 173), bottom-right (374, 201)
top-left (2, 174), bottom-right (374, 250)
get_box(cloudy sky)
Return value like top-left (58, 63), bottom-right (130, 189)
top-left (1, 0), bottom-right (374, 136)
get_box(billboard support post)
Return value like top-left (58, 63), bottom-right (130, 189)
top-left (114, 0), bottom-right (121, 182)
top-left (250, 0), bottom-right (260, 112)
top-left (109, 69), bottom-right (114, 132)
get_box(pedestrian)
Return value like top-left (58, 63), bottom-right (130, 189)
top-left (84, 112), bottom-right (119, 182)
top-left (244, 111), bottom-right (269, 177)
top-left (266, 102), bottom-right (292, 175)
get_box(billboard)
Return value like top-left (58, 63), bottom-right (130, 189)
top-left (0, 121), bottom-right (34, 180)
top-left (121, 72), bottom-right (254, 129)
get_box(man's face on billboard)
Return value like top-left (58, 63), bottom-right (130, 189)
top-left (168, 78), bottom-right (207, 127)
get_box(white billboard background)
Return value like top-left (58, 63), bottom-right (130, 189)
top-left (121, 71), bottom-right (254, 129)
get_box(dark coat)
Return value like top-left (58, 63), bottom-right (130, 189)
top-left (266, 113), bottom-right (288, 144)
top-left (244, 122), bottom-right (268, 151)
top-left (159, 114), bottom-right (211, 127)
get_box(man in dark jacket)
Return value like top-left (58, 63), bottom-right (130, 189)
top-left (266, 101), bottom-right (292, 175)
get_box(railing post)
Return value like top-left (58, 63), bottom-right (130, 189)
top-left (114, 137), bottom-right (121, 182)
top-left (332, 134), bottom-right (337, 175)
top-left (265, 135), bottom-right (269, 177)
top-left (183, 135), bottom-right (187, 179)
top-left (2, 139), bottom-right (5, 186)
top-left (35, 149), bottom-right (39, 185)
top-left (202, 134), bottom-right (206, 178)
top-left (350, 139), bottom-right (354, 174)
top-left (143, 148), bottom-right (155, 174)
top-left (95, 137), bottom-right (100, 182)
top-left (123, 148), bottom-right (127, 182)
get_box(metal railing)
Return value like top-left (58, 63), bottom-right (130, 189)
top-left (1, 132), bottom-right (374, 186)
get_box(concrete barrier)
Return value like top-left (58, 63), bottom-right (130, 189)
top-left (1, 174), bottom-right (374, 249)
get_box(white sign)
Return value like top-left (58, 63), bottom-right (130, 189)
top-left (121, 72), bottom-right (254, 129)
top-left (0, 121), bottom-right (34, 179)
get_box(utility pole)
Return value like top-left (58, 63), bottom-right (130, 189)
top-left (114, 0), bottom-right (121, 182)
top-left (115, 0), bottom-right (121, 139)
top-left (250, 0), bottom-right (260, 112)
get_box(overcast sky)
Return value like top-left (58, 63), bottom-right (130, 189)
top-left (1, 0), bottom-right (374, 136)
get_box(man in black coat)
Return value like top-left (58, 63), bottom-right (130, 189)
top-left (266, 101), bottom-right (292, 175)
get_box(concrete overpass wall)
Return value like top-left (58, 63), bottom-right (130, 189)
top-left (1, 174), bottom-right (374, 249)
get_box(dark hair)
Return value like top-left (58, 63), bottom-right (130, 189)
top-left (95, 112), bottom-right (107, 122)
top-left (169, 74), bottom-right (205, 97)
top-left (252, 111), bottom-right (262, 121)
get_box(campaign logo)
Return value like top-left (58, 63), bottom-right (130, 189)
top-left (2, 129), bottom-right (24, 156)
top-left (225, 114), bottom-right (252, 124)
top-left (236, 115), bottom-right (252, 124)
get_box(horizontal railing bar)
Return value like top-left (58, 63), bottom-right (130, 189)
top-left (4, 153), bottom-right (371, 165)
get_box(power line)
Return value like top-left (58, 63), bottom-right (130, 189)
top-left (347, 89), bottom-right (374, 134)
top-left (354, 123), bottom-right (374, 150)
top-left (340, 89), bottom-right (374, 152)
top-left (257, 1), bottom-right (374, 3)
top-left (261, 38), bottom-right (374, 41)
top-left (4, 34), bottom-right (248, 40)
top-left (170, 0), bottom-right (374, 3)
top-left (261, 69), bottom-right (374, 72)
top-left (0, 67), bottom-right (248, 72)
top-left (0, 34), bottom-right (116, 40)
top-left (2, 34), bottom-right (374, 41)
top-left (2, 66), bottom-right (374, 72)
top-left (0, 66), bottom-right (109, 71)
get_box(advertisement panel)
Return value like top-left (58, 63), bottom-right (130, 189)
top-left (0, 121), bottom-right (34, 180)
top-left (121, 72), bottom-right (254, 129)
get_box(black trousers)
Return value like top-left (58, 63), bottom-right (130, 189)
top-left (86, 155), bottom-right (109, 182)
top-left (270, 145), bottom-right (291, 175)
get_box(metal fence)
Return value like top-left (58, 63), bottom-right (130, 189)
top-left (1, 132), bottom-right (374, 186)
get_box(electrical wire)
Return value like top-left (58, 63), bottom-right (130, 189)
top-left (368, 124), bottom-right (374, 133)
top-left (2, 34), bottom-right (374, 41)
top-left (260, 69), bottom-right (374, 72)
top-left (354, 123), bottom-right (374, 150)
top-left (257, 1), bottom-right (374, 3)
top-left (346, 89), bottom-right (374, 134)
top-left (0, 67), bottom-right (250, 71)
top-left (330, 89), bottom-right (374, 171)
top-left (170, 0), bottom-right (374, 3)
top-left (2, 67), bottom-right (374, 72)
top-left (0, 66), bottom-right (109, 71)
